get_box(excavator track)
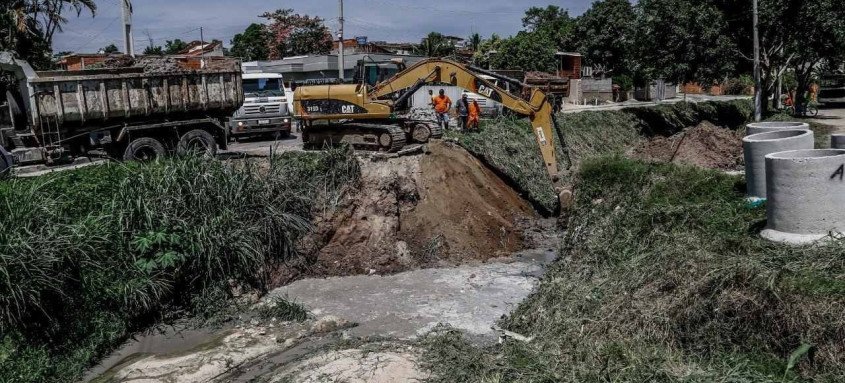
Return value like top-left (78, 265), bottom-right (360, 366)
top-left (408, 121), bottom-right (443, 143)
top-left (304, 123), bottom-right (407, 152)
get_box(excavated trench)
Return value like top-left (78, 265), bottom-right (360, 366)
top-left (85, 141), bottom-right (554, 382)
top-left (272, 140), bottom-right (541, 285)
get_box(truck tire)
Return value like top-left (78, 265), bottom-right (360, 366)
top-left (177, 129), bottom-right (217, 157)
top-left (123, 137), bottom-right (166, 162)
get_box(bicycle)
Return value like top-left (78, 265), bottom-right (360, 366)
top-left (785, 100), bottom-right (819, 117)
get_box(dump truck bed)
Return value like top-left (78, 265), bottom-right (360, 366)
top-left (20, 59), bottom-right (243, 129)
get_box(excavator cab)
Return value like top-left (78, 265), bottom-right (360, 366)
top-left (354, 57), bottom-right (407, 87)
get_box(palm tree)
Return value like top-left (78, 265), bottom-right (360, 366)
top-left (5, 0), bottom-right (96, 43)
top-left (469, 33), bottom-right (481, 52)
top-left (414, 32), bottom-right (455, 58)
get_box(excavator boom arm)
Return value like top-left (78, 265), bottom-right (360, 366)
top-left (370, 58), bottom-right (564, 185)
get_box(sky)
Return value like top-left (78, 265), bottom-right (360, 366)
top-left (52, 0), bottom-right (593, 53)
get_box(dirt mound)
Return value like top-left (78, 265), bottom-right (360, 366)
top-left (631, 121), bottom-right (743, 170)
top-left (290, 141), bottom-right (536, 279)
top-left (87, 55), bottom-right (238, 73)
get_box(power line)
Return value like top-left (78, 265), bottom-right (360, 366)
top-left (70, 16), bottom-right (121, 52)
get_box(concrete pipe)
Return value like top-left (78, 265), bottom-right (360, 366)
top-left (742, 129), bottom-right (814, 199)
top-left (761, 149), bottom-right (845, 245)
top-left (746, 121), bottom-right (810, 136)
top-left (832, 134), bottom-right (845, 149)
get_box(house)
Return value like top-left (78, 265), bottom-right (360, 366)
top-left (555, 52), bottom-right (582, 80)
top-left (243, 53), bottom-right (427, 82)
top-left (57, 54), bottom-right (122, 71)
top-left (443, 35), bottom-right (465, 48)
top-left (370, 41), bottom-right (416, 56)
top-left (331, 39), bottom-right (395, 55)
top-left (178, 40), bottom-right (225, 57)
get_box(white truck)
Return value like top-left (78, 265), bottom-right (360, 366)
top-left (229, 72), bottom-right (293, 139)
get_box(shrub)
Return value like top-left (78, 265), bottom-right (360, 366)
top-left (613, 74), bottom-right (634, 92)
top-left (723, 74), bottom-right (755, 95)
top-left (0, 147), bottom-right (360, 382)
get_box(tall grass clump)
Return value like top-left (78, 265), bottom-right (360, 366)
top-left (0, 147), bottom-right (359, 383)
top-left (450, 100), bottom-right (754, 214)
top-left (423, 157), bottom-right (845, 382)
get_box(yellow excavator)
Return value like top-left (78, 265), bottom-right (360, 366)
top-left (292, 58), bottom-right (573, 209)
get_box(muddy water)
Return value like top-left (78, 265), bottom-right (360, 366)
top-left (82, 325), bottom-right (232, 382)
top-left (82, 220), bottom-right (561, 382)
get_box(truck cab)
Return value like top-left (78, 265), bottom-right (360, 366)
top-left (230, 72), bottom-right (292, 139)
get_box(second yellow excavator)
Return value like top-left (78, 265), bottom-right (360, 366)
top-left (292, 58), bottom-right (573, 209)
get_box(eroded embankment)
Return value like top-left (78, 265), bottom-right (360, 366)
top-left (287, 141), bottom-right (537, 280)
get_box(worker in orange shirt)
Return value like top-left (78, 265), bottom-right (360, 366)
top-left (467, 99), bottom-right (481, 131)
top-left (433, 89), bottom-right (452, 130)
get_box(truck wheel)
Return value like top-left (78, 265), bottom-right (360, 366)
top-left (177, 129), bottom-right (217, 157)
top-left (124, 137), bottom-right (166, 162)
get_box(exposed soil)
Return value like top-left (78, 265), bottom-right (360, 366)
top-left (271, 141), bottom-right (537, 285)
top-left (631, 121), bottom-right (743, 170)
top-left (89, 55), bottom-right (238, 73)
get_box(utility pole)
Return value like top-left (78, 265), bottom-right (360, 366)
top-left (121, 0), bottom-right (135, 57)
top-left (200, 27), bottom-right (206, 69)
top-left (753, 0), bottom-right (762, 121)
top-left (338, 0), bottom-right (345, 81)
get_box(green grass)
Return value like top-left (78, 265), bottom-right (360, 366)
top-left (448, 100), bottom-right (755, 215)
top-left (256, 298), bottom-right (309, 322)
top-left (422, 157), bottom-right (845, 382)
top-left (0, 148), bottom-right (359, 383)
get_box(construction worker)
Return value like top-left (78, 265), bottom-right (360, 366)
top-left (433, 89), bottom-right (452, 130)
top-left (468, 99), bottom-right (481, 131)
top-left (456, 93), bottom-right (470, 130)
top-left (428, 89), bottom-right (436, 108)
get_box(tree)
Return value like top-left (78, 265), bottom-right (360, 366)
top-left (572, 0), bottom-right (635, 76)
top-left (164, 39), bottom-right (188, 55)
top-left (490, 31), bottom-right (557, 72)
top-left (1, 0), bottom-right (97, 69)
top-left (143, 45), bottom-right (164, 55)
top-left (521, 5), bottom-right (575, 51)
top-left (631, 0), bottom-right (737, 85)
top-left (472, 34), bottom-right (502, 69)
top-left (261, 9), bottom-right (332, 59)
top-left (786, 0), bottom-right (845, 109)
top-left (100, 43), bottom-right (119, 54)
top-left (414, 32), bottom-right (455, 58)
top-left (712, 0), bottom-right (845, 114)
top-left (231, 23), bottom-right (270, 61)
top-left (469, 33), bottom-right (481, 52)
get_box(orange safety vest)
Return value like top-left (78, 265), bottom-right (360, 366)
top-left (468, 101), bottom-right (480, 118)
top-left (433, 95), bottom-right (452, 113)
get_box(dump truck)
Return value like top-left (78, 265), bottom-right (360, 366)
top-left (230, 72), bottom-right (293, 139)
top-left (0, 52), bottom-right (244, 173)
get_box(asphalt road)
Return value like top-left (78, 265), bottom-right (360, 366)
top-left (817, 105), bottom-right (845, 132)
top-left (223, 133), bottom-right (305, 157)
